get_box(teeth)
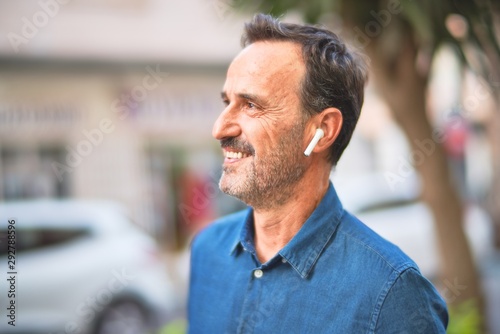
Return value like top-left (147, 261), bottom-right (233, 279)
top-left (224, 151), bottom-right (248, 159)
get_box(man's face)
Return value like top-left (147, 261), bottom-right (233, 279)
top-left (212, 41), bottom-right (309, 209)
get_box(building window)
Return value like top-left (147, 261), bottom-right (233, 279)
top-left (0, 147), bottom-right (70, 200)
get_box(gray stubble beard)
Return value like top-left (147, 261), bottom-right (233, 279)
top-left (219, 120), bottom-right (307, 210)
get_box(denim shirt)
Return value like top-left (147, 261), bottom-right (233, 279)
top-left (188, 182), bottom-right (448, 333)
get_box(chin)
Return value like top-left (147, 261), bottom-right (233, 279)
top-left (220, 177), bottom-right (249, 201)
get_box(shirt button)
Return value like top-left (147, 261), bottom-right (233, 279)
top-left (281, 258), bottom-right (287, 263)
top-left (254, 269), bottom-right (263, 278)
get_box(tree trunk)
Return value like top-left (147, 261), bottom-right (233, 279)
top-left (487, 114), bottom-right (500, 248)
top-left (474, 9), bottom-right (500, 249)
top-left (363, 20), bottom-right (485, 319)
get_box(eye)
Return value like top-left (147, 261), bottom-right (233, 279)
top-left (222, 98), bottom-right (230, 107)
top-left (246, 101), bottom-right (256, 109)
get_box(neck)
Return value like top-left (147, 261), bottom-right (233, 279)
top-left (252, 163), bottom-right (331, 263)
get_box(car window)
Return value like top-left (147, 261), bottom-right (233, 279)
top-left (0, 228), bottom-right (90, 255)
top-left (357, 198), bottom-right (419, 214)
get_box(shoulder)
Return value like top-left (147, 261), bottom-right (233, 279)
top-left (334, 211), bottom-right (448, 331)
top-left (191, 209), bottom-right (249, 253)
top-left (336, 210), bottom-right (418, 274)
top-left (372, 267), bottom-right (448, 332)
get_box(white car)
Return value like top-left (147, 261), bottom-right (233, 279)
top-left (0, 200), bottom-right (177, 334)
top-left (332, 173), bottom-right (494, 279)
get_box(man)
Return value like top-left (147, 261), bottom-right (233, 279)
top-left (188, 13), bottom-right (448, 333)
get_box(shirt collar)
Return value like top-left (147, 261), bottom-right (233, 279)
top-left (229, 208), bottom-right (255, 256)
top-left (230, 182), bottom-right (344, 279)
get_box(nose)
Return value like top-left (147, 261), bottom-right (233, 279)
top-left (212, 106), bottom-right (241, 140)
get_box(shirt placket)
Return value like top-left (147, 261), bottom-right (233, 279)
top-left (236, 265), bottom-right (266, 334)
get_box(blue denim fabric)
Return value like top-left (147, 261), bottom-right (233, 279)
top-left (188, 182), bottom-right (448, 333)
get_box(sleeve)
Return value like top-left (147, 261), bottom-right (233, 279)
top-left (374, 267), bottom-right (449, 333)
top-left (187, 232), bottom-right (203, 334)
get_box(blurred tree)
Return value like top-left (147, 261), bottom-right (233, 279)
top-left (233, 0), bottom-right (500, 330)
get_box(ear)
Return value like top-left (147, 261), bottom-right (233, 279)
top-left (311, 107), bottom-right (343, 155)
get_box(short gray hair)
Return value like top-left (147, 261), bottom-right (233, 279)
top-left (242, 13), bottom-right (368, 165)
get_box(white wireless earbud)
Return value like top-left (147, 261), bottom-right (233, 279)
top-left (304, 128), bottom-right (324, 156)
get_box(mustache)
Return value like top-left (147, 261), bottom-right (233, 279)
top-left (220, 137), bottom-right (255, 155)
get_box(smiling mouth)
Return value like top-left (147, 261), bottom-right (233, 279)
top-left (223, 149), bottom-right (251, 160)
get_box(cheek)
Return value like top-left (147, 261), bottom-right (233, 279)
top-left (258, 118), bottom-right (291, 146)
top-left (242, 113), bottom-right (304, 157)
top-left (242, 119), bottom-right (275, 151)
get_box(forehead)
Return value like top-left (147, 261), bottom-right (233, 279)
top-left (224, 41), bottom-right (305, 95)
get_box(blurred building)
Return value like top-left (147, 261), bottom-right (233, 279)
top-left (0, 0), bottom-right (247, 248)
top-left (0, 0), bottom-right (495, 250)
